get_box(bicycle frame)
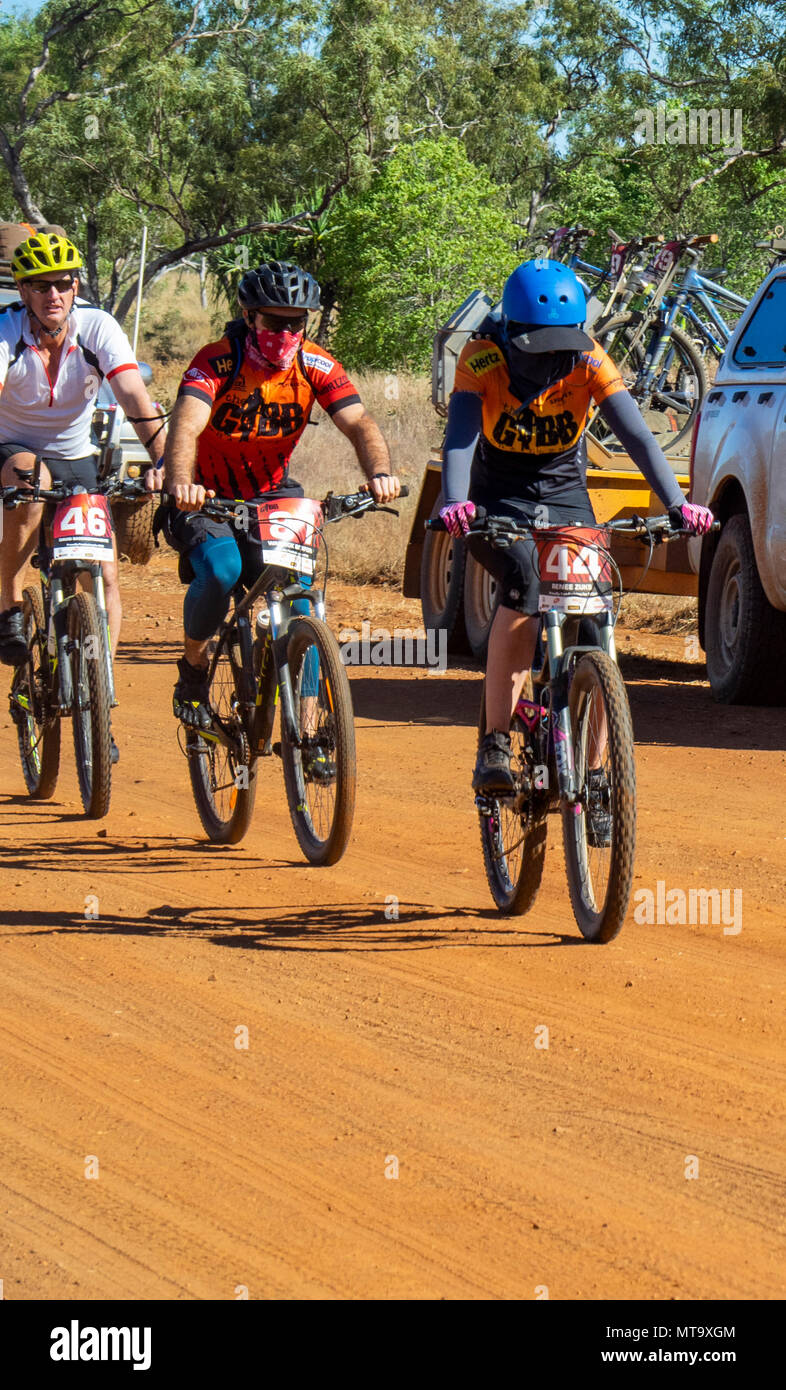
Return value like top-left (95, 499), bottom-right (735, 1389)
top-left (198, 565), bottom-right (326, 763)
top-left (39, 557), bottom-right (114, 712)
top-left (526, 608), bottom-right (617, 805)
top-left (666, 264), bottom-right (747, 357)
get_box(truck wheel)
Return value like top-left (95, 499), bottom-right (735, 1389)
top-left (705, 513), bottom-right (786, 704)
top-left (113, 496), bottom-right (156, 566)
top-left (420, 495), bottom-right (469, 654)
top-left (463, 551), bottom-right (499, 661)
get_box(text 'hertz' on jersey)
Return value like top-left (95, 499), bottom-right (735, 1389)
top-left (178, 334), bottom-right (361, 498)
top-left (452, 336), bottom-right (625, 498)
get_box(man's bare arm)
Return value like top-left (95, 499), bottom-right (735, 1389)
top-left (164, 394), bottom-right (214, 509)
top-left (330, 402), bottom-right (399, 502)
top-left (110, 368), bottom-right (168, 489)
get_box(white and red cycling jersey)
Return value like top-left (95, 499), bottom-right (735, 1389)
top-left (0, 300), bottom-right (137, 458)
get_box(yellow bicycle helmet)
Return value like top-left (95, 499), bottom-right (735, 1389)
top-left (11, 232), bottom-right (82, 281)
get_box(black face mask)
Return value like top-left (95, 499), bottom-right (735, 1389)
top-left (507, 346), bottom-right (579, 395)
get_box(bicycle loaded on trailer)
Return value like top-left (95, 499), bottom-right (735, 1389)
top-left (427, 509), bottom-right (717, 941)
top-left (171, 486), bottom-right (407, 865)
top-left (3, 465), bottom-right (147, 818)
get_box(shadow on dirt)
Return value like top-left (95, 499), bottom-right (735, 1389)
top-left (117, 639), bottom-right (182, 666)
top-left (0, 901), bottom-right (584, 950)
top-left (349, 665), bottom-right (786, 751)
top-left (0, 827), bottom-right (301, 876)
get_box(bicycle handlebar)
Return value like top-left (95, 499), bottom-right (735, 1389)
top-left (164, 484), bottom-right (409, 527)
top-left (0, 476), bottom-right (149, 507)
top-left (426, 509), bottom-right (718, 542)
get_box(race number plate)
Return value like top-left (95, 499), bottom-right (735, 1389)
top-left (549, 226), bottom-right (569, 255)
top-left (534, 526), bottom-right (613, 615)
top-left (609, 243), bottom-right (628, 280)
top-left (51, 494), bottom-right (114, 562)
top-left (252, 496), bottom-right (324, 576)
top-left (652, 240), bottom-right (682, 275)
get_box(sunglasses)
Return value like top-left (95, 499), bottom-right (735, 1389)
top-left (24, 277), bottom-right (76, 294)
top-left (254, 310), bottom-right (308, 332)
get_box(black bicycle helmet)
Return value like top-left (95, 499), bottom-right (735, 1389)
top-left (238, 260), bottom-right (321, 311)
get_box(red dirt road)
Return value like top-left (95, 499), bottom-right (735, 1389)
top-left (1, 559), bottom-right (785, 1300)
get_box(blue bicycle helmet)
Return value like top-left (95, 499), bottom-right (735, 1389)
top-left (502, 259), bottom-right (592, 353)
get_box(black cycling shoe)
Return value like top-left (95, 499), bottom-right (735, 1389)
top-left (0, 606), bottom-right (28, 668)
top-left (300, 735), bottom-right (337, 784)
top-left (173, 656), bottom-right (212, 730)
top-left (586, 768), bottom-right (612, 848)
top-left (473, 729), bottom-right (515, 795)
top-left (110, 736), bottom-right (120, 765)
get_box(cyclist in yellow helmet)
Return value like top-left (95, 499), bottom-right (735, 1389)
top-left (0, 232), bottom-right (166, 759)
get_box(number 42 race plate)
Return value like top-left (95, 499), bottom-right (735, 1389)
top-left (52, 494), bottom-right (114, 562)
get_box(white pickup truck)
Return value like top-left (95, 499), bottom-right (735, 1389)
top-left (690, 263), bottom-right (786, 703)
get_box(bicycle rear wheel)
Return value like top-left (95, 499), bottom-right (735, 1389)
top-left (68, 590), bottom-right (112, 818)
top-left (187, 633), bottom-right (258, 844)
top-left (281, 616), bottom-right (356, 865)
top-left (10, 585), bottom-right (60, 798)
top-left (590, 314), bottom-right (707, 454)
top-left (477, 686), bottom-right (549, 915)
top-left (561, 650), bottom-right (636, 942)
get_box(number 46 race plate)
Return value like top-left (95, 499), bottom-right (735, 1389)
top-left (52, 494), bottom-right (114, 562)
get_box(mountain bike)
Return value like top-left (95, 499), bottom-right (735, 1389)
top-left (2, 466), bottom-right (146, 818)
top-left (427, 510), bottom-right (710, 940)
top-left (173, 486), bottom-right (407, 865)
top-left (590, 234), bottom-right (725, 454)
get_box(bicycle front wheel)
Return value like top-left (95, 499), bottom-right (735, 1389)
top-left (477, 686), bottom-right (549, 915)
top-left (68, 591), bottom-right (112, 818)
top-left (281, 616), bottom-right (356, 865)
top-left (590, 314), bottom-right (707, 454)
top-left (187, 634), bottom-right (258, 844)
top-left (561, 651), bottom-right (636, 942)
top-left (11, 586), bottom-right (60, 799)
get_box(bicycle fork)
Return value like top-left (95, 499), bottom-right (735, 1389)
top-left (48, 578), bottom-right (74, 711)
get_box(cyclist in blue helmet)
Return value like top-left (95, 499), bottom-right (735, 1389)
top-left (440, 258), bottom-right (713, 799)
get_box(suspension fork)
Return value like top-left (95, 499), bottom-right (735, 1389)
top-left (90, 563), bottom-right (116, 706)
top-left (49, 576), bottom-right (74, 710)
top-left (543, 612), bottom-right (579, 802)
top-left (267, 594), bottom-right (301, 747)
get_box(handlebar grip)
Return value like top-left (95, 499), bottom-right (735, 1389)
top-left (687, 233), bottom-right (719, 247)
top-left (425, 516), bottom-right (446, 532)
top-left (399, 484), bottom-right (409, 498)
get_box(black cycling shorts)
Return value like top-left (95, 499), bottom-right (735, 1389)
top-left (0, 443), bottom-right (98, 490)
top-left (161, 485), bottom-right (306, 589)
top-left (466, 486), bottom-right (597, 616)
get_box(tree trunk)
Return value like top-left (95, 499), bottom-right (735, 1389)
top-left (200, 255), bottom-right (208, 310)
top-left (314, 280), bottom-right (337, 345)
top-left (0, 133), bottom-right (46, 225)
top-left (84, 216), bottom-right (100, 305)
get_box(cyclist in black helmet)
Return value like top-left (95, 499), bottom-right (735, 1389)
top-left (163, 260), bottom-right (400, 728)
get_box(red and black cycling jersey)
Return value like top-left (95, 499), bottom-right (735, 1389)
top-left (178, 332), bottom-right (361, 498)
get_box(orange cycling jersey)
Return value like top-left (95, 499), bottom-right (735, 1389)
top-left (178, 331), bottom-right (360, 499)
top-left (452, 336), bottom-right (625, 497)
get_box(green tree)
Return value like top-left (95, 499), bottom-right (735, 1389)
top-left (325, 137), bottom-right (518, 369)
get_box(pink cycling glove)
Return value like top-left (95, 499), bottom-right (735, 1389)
top-left (678, 502), bottom-right (714, 535)
top-left (440, 501), bottom-right (476, 537)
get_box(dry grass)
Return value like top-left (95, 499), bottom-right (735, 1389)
top-left (618, 593), bottom-right (698, 634)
